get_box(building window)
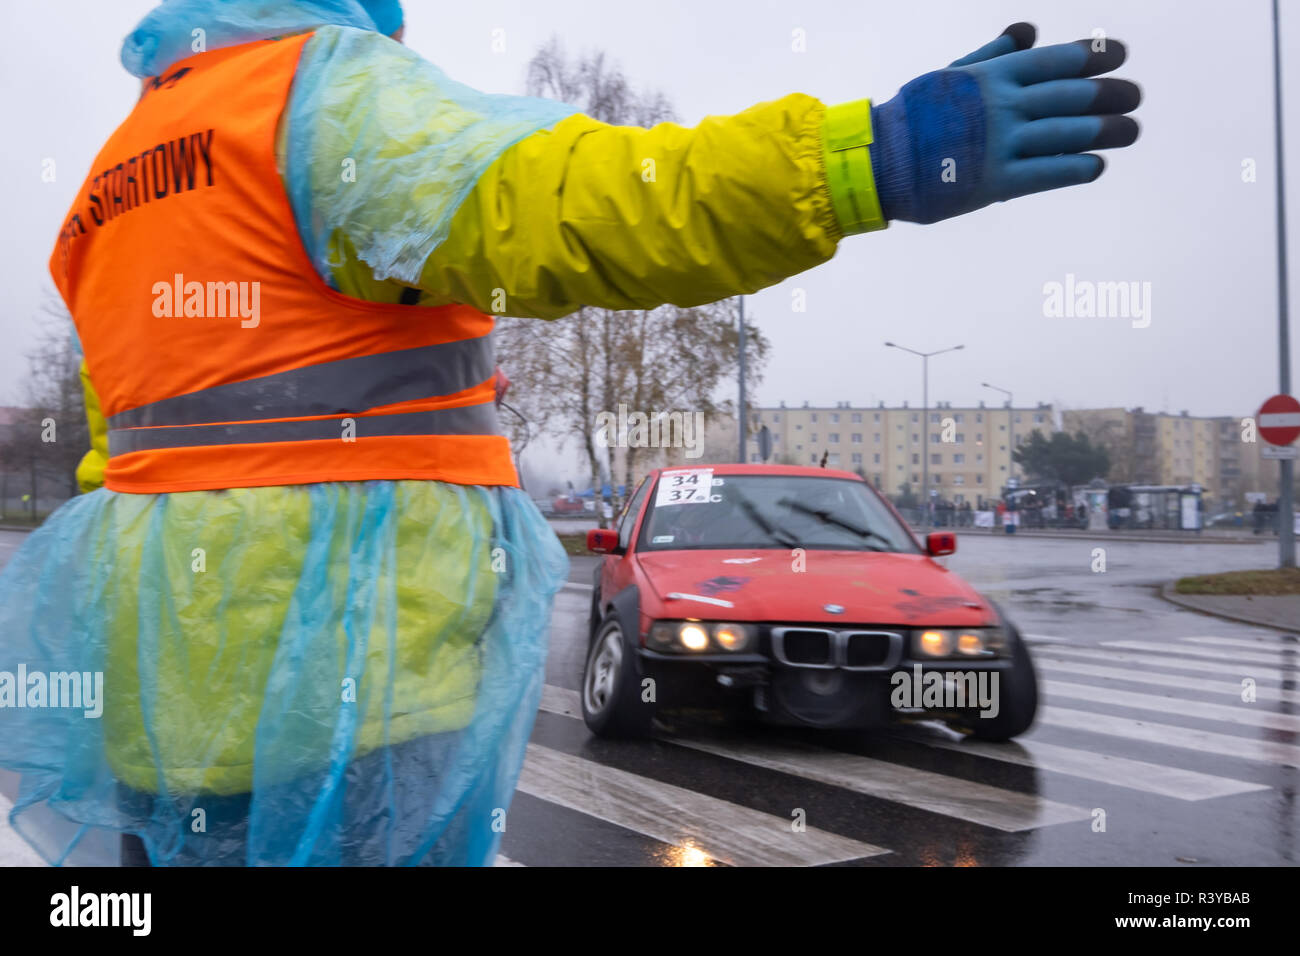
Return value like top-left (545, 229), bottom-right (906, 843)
top-left (911, 413), bottom-right (919, 423)
top-left (955, 413), bottom-right (964, 424)
top-left (977, 474), bottom-right (984, 484)
top-left (829, 453), bottom-right (840, 465)
top-left (811, 413), bottom-right (818, 422)
top-left (1015, 414), bottom-right (1022, 423)
top-left (930, 474), bottom-right (942, 485)
top-left (953, 475), bottom-right (965, 485)
top-left (912, 433), bottom-right (919, 445)
top-left (851, 413), bottom-right (862, 423)
top-left (976, 413), bottom-right (983, 423)
top-left (930, 413), bottom-right (941, 424)
top-left (831, 413), bottom-right (840, 424)
top-left (852, 433), bottom-right (863, 444)
top-left (976, 454), bottom-right (983, 463)
top-left (911, 473), bottom-right (919, 483)
top-left (811, 454), bottom-right (818, 463)
top-left (953, 454), bottom-right (965, 464)
top-left (811, 433), bottom-right (818, 442)
top-left (851, 452), bottom-right (862, 464)
top-left (976, 432), bottom-right (982, 442)
top-left (874, 433), bottom-right (881, 444)
top-left (930, 453), bottom-right (941, 465)
top-left (956, 434), bottom-right (965, 444)
top-left (873, 453), bottom-right (881, 464)
top-left (874, 413), bottom-right (881, 423)
top-left (829, 433), bottom-right (840, 443)
top-left (912, 453), bottom-right (920, 465)
top-left (1033, 414), bottom-right (1044, 424)
top-left (796, 424), bottom-right (802, 431)
top-left (772, 412), bottom-right (781, 422)
top-left (930, 434), bottom-right (940, 443)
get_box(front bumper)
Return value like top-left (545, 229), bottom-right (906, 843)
top-left (638, 626), bottom-right (1013, 729)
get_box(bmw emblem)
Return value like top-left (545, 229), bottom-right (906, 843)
top-left (824, 603), bottom-right (845, 614)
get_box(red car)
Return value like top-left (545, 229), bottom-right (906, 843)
top-left (581, 464), bottom-right (1038, 741)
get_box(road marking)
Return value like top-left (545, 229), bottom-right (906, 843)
top-left (1037, 645), bottom-right (1298, 683)
top-left (1042, 679), bottom-right (1300, 733)
top-left (670, 736), bottom-right (1094, 832)
top-left (516, 743), bottom-right (887, 866)
top-left (541, 685), bottom-right (1086, 831)
top-left (1035, 658), bottom-right (1300, 705)
top-left (541, 683), bottom-right (582, 718)
top-left (917, 733), bottom-right (1268, 801)
top-left (494, 853), bottom-right (525, 867)
top-left (1042, 706), bottom-right (1300, 768)
top-left (1102, 640), bottom-right (1300, 669)
top-left (0, 793), bottom-right (47, 867)
top-left (1183, 636), bottom-right (1300, 650)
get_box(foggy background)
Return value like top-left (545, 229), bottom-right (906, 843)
top-left (3, 0), bottom-right (1297, 481)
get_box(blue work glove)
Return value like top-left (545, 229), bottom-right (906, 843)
top-left (870, 23), bottom-right (1141, 224)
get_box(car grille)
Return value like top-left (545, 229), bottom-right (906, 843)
top-left (770, 627), bottom-right (903, 671)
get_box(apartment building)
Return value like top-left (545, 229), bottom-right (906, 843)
top-left (748, 401), bottom-right (1056, 503)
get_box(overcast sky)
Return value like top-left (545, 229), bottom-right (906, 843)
top-left (3, 0), bottom-right (1298, 424)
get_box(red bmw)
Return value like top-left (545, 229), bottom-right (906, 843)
top-left (581, 464), bottom-right (1038, 741)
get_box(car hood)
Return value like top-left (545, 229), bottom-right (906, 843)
top-left (635, 549), bottom-right (995, 627)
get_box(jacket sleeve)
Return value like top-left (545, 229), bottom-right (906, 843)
top-left (289, 27), bottom-right (884, 315)
top-left (411, 96), bottom-right (846, 318)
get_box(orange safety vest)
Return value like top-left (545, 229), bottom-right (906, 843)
top-left (50, 32), bottom-right (518, 493)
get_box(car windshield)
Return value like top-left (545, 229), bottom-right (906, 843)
top-left (638, 472), bottom-right (918, 553)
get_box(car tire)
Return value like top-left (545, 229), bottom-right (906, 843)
top-left (581, 616), bottom-right (655, 738)
top-left (948, 629), bottom-right (1038, 742)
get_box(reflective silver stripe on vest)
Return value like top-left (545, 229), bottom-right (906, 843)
top-left (107, 336), bottom-right (494, 429)
top-left (108, 402), bottom-right (500, 455)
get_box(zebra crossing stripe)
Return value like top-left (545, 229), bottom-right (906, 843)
top-left (669, 736), bottom-right (1094, 832)
top-left (0, 793), bottom-right (47, 867)
top-left (1042, 706), bottom-right (1300, 767)
top-left (1035, 657), bottom-right (1300, 705)
top-left (918, 734), bottom-right (1267, 800)
top-left (1036, 645), bottom-right (1298, 683)
top-left (1183, 636), bottom-right (1300, 651)
top-left (1102, 640), bottom-right (1300, 669)
top-left (516, 743), bottom-right (888, 866)
top-left (1042, 679), bottom-right (1300, 733)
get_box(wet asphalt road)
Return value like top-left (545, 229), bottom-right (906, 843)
top-left (511, 533), bottom-right (1298, 867)
top-left (1, 529), bottom-right (1296, 867)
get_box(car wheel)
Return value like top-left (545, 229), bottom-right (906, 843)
top-left (581, 617), bottom-right (655, 738)
top-left (948, 629), bottom-right (1038, 742)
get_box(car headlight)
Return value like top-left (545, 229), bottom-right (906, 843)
top-left (647, 621), bottom-right (756, 653)
top-left (912, 627), bottom-right (1005, 659)
top-left (679, 623), bottom-right (710, 651)
top-left (915, 629), bottom-right (954, 657)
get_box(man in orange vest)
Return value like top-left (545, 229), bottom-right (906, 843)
top-left (2, 0), bottom-right (1140, 865)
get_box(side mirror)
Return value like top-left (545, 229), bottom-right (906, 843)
top-left (926, 531), bottom-right (956, 556)
top-left (587, 528), bottom-right (622, 554)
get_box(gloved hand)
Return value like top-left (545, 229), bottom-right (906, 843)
top-left (870, 22), bottom-right (1141, 224)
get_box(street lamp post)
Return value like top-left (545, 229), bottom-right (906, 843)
top-left (1270, 0), bottom-right (1294, 567)
top-left (886, 342), bottom-right (964, 527)
top-left (982, 382), bottom-right (1014, 499)
top-left (738, 296), bottom-right (747, 464)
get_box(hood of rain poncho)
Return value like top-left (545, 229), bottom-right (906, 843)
top-left (121, 0), bottom-right (396, 78)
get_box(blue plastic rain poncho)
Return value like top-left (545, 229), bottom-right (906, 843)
top-left (0, 0), bottom-right (570, 866)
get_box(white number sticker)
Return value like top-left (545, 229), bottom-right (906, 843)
top-left (655, 468), bottom-right (715, 507)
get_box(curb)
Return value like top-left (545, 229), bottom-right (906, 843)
top-left (1157, 583), bottom-right (1300, 634)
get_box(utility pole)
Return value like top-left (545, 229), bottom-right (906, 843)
top-left (1271, 0), bottom-right (1295, 567)
top-left (886, 342), bottom-right (964, 527)
top-left (738, 296), bottom-right (747, 464)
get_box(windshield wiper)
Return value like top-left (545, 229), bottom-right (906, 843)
top-left (733, 491), bottom-right (802, 549)
top-left (776, 497), bottom-right (893, 551)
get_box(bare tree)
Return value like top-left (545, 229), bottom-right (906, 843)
top-left (497, 40), bottom-right (769, 525)
top-left (0, 296), bottom-right (89, 516)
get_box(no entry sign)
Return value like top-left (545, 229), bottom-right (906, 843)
top-left (1258, 394), bottom-right (1300, 446)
